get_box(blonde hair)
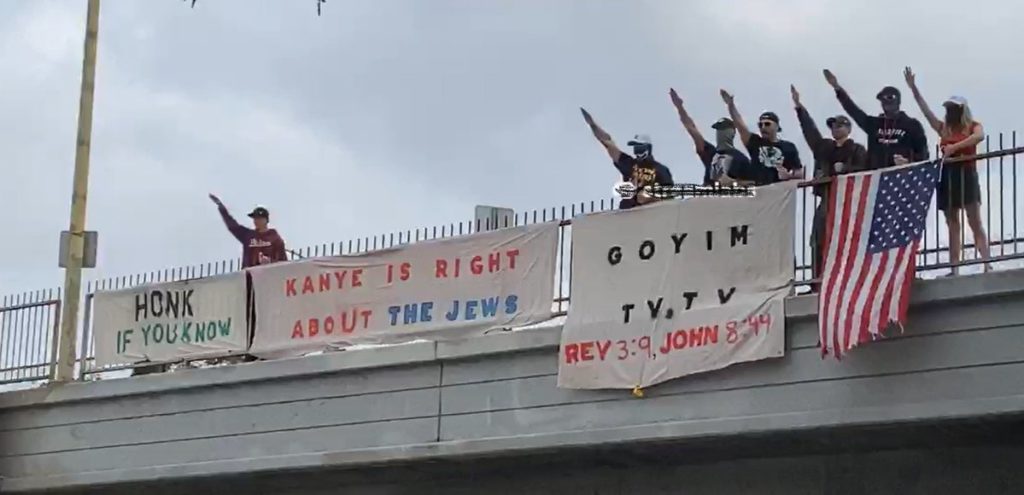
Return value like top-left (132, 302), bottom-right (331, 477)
top-left (944, 103), bottom-right (974, 136)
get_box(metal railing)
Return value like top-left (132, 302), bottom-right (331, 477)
top-left (3, 132), bottom-right (1024, 387)
top-left (0, 290), bottom-right (61, 385)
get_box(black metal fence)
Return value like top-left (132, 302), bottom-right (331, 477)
top-left (2, 133), bottom-right (1023, 386)
top-left (0, 290), bottom-right (61, 385)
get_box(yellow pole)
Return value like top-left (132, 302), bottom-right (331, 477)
top-left (55, 0), bottom-right (101, 382)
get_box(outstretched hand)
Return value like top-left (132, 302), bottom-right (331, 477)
top-left (790, 84), bottom-right (802, 107)
top-left (669, 88), bottom-right (684, 109)
top-left (580, 107), bottom-right (595, 127)
top-left (823, 69), bottom-right (839, 89)
top-left (903, 66), bottom-right (916, 87)
top-left (580, 107), bottom-right (611, 142)
top-left (719, 89), bottom-right (734, 105)
top-left (208, 193), bottom-right (224, 208)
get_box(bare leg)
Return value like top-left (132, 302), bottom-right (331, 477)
top-left (965, 203), bottom-right (992, 271)
top-left (944, 208), bottom-right (963, 275)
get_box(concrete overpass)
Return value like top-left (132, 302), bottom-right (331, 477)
top-left (2, 269), bottom-right (1024, 494)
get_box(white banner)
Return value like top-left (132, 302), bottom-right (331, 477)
top-left (249, 222), bottom-right (559, 357)
top-left (557, 182), bottom-right (796, 389)
top-left (92, 272), bottom-right (249, 367)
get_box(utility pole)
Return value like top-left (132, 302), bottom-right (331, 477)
top-left (55, 0), bottom-right (101, 382)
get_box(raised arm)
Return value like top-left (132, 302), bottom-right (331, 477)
top-left (824, 69), bottom-right (871, 132)
top-left (669, 88), bottom-right (705, 148)
top-left (903, 67), bottom-right (944, 133)
top-left (580, 107), bottom-right (623, 162)
top-left (720, 89), bottom-right (752, 146)
top-left (209, 194), bottom-right (250, 243)
top-left (791, 85), bottom-right (824, 151)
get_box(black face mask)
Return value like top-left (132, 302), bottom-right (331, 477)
top-left (632, 144), bottom-right (651, 160)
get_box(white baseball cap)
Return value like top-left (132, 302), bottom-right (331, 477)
top-left (627, 134), bottom-right (652, 146)
top-left (943, 95), bottom-right (968, 107)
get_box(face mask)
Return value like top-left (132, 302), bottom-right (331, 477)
top-left (632, 144), bottom-right (651, 160)
top-left (715, 128), bottom-right (736, 149)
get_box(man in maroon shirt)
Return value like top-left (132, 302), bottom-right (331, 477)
top-left (209, 194), bottom-right (288, 267)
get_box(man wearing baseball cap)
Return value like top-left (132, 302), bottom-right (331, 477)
top-left (669, 88), bottom-right (756, 186)
top-left (791, 85), bottom-right (868, 290)
top-left (209, 194), bottom-right (288, 268)
top-left (823, 69), bottom-right (929, 170)
top-left (580, 108), bottom-right (674, 209)
top-left (720, 90), bottom-right (804, 184)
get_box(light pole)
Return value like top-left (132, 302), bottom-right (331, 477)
top-left (55, 0), bottom-right (101, 382)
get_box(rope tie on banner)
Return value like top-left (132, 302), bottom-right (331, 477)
top-left (632, 385), bottom-right (645, 398)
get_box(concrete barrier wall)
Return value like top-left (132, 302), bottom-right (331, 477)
top-left (2, 269), bottom-right (1024, 493)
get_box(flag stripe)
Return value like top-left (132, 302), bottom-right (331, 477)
top-left (868, 248), bottom-right (899, 337)
top-left (818, 160), bottom-right (940, 359)
top-left (889, 245), bottom-right (915, 325)
top-left (820, 176), bottom-right (857, 358)
top-left (835, 176), bottom-right (876, 354)
top-left (878, 246), bottom-right (908, 331)
top-left (818, 175), bottom-right (842, 355)
top-left (839, 176), bottom-right (878, 352)
top-left (857, 250), bottom-right (888, 346)
top-left (818, 177), bottom-right (844, 354)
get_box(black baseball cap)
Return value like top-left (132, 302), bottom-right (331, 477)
top-left (247, 206), bottom-right (270, 219)
top-left (711, 117), bottom-right (735, 130)
top-left (877, 86), bottom-right (901, 102)
top-left (826, 115), bottom-right (851, 128)
top-left (758, 111), bottom-right (780, 124)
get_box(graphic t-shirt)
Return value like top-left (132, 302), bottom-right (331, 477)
top-left (745, 134), bottom-right (803, 184)
top-left (697, 140), bottom-right (753, 185)
top-left (614, 153), bottom-right (674, 209)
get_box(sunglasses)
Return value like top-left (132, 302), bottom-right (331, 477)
top-left (758, 121), bottom-right (775, 128)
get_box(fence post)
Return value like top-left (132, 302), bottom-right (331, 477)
top-left (48, 301), bottom-right (62, 381)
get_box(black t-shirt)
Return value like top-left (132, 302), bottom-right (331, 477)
top-left (614, 153), bottom-right (674, 209)
top-left (746, 134), bottom-right (803, 184)
top-left (696, 140), bottom-right (754, 185)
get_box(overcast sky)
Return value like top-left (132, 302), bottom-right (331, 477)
top-left (2, 0), bottom-right (1024, 297)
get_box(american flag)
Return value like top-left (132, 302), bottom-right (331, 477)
top-left (818, 159), bottom-right (942, 359)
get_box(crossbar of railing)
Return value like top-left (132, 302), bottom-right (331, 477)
top-left (797, 146), bottom-right (1024, 187)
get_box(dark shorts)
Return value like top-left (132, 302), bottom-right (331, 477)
top-left (937, 164), bottom-right (981, 211)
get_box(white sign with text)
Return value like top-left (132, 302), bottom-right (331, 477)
top-left (557, 182), bottom-right (796, 389)
top-left (248, 222), bottom-right (559, 358)
top-left (92, 272), bottom-right (249, 366)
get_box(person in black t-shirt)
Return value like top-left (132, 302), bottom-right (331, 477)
top-left (720, 89), bottom-right (804, 184)
top-left (669, 88), bottom-right (756, 186)
top-left (581, 108), bottom-right (674, 209)
top-left (823, 69), bottom-right (929, 170)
